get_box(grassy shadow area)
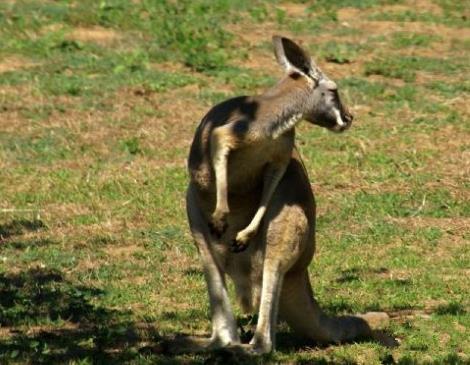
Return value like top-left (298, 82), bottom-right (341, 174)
top-left (0, 219), bottom-right (46, 241)
top-left (0, 268), bottom-right (166, 364)
top-left (0, 267), bottom-right (400, 364)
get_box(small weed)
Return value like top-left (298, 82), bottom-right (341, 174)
top-left (120, 137), bottom-right (142, 155)
top-left (418, 227), bottom-right (443, 245)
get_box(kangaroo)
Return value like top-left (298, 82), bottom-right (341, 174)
top-left (205, 36), bottom-right (351, 253)
top-left (182, 36), bottom-right (394, 355)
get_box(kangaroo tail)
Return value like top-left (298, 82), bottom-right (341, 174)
top-left (279, 271), bottom-right (397, 346)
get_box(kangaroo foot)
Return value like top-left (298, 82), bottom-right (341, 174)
top-left (357, 312), bottom-right (399, 348)
top-left (247, 333), bottom-right (273, 354)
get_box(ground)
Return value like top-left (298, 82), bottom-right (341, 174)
top-left (0, 0), bottom-right (468, 364)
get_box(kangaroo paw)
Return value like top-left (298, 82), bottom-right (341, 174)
top-left (209, 211), bottom-right (228, 238)
top-left (231, 239), bottom-right (248, 253)
top-left (230, 229), bottom-right (254, 253)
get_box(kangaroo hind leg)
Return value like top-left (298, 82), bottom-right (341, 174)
top-left (248, 203), bottom-right (309, 354)
top-left (184, 185), bottom-right (240, 353)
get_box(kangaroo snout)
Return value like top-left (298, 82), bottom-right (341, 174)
top-left (331, 108), bottom-right (353, 133)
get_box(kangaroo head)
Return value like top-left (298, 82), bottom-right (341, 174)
top-left (273, 36), bottom-right (353, 133)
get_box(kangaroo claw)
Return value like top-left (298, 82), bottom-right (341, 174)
top-left (231, 238), bottom-right (248, 253)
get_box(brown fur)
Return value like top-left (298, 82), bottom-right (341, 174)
top-left (180, 36), bottom-right (396, 355)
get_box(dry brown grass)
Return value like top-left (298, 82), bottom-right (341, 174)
top-left (68, 26), bottom-right (122, 45)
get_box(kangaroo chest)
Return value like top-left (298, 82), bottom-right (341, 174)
top-left (226, 132), bottom-right (294, 194)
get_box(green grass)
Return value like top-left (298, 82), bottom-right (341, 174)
top-left (1, 0), bottom-right (469, 364)
top-left (367, 7), bottom-right (469, 27)
top-left (390, 32), bottom-right (442, 48)
top-left (364, 55), bottom-right (467, 82)
top-left (316, 41), bottom-right (366, 64)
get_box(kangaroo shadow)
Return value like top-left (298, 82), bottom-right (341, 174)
top-left (0, 268), bottom-right (164, 364)
top-left (0, 256), bottom-right (399, 362)
top-left (0, 219), bottom-right (46, 241)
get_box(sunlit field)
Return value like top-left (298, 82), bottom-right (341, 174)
top-left (0, 1), bottom-right (468, 363)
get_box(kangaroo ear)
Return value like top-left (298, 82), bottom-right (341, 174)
top-left (272, 35), bottom-right (313, 77)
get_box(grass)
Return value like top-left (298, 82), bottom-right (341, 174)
top-left (364, 55), bottom-right (467, 82)
top-left (0, 0), bottom-right (469, 364)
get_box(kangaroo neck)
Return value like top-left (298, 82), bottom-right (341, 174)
top-left (259, 76), bottom-right (310, 139)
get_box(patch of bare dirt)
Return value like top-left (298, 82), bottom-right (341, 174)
top-left (73, 257), bottom-right (101, 272)
top-left (406, 0), bottom-right (443, 14)
top-left (0, 56), bottom-right (36, 74)
top-left (151, 62), bottom-right (189, 74)
top-left (358, 20), bottom-right (406, 37)
top-left (277, 3), bottom-right (308, 17)
top-left (389, 308), bottom-right (433, 321)
top-left (226, 22), bottom-right (278, 48)
top-left (68, 26), bottom-right (121, 45)
top-left (414, 72), bottom-right (463, 86)
top-left (238, 51), bottom-right (281, 76)
top-left (379, 1), bottom-right (442, 15)
top-left (337, 7), bottom-right (362, 23)
top-left (40, 23), bottom-right (64, 34)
